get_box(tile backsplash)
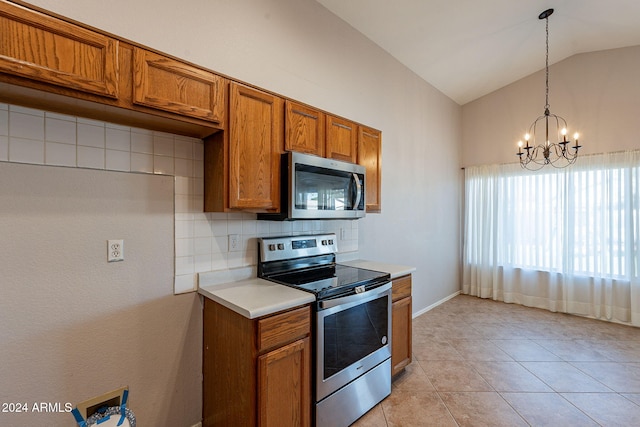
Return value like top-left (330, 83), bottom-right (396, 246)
top-left (0, 103), bottom-right (359, 294)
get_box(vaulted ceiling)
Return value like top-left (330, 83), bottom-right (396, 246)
top-left (316, 0), bottom-right (640, 105)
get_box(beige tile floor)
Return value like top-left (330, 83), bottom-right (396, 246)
top-left (353, 294), bottom-right (640, 426)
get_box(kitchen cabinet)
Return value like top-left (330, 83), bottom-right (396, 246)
top-left (204, 82), bottom-right (284, 212)
top-left (358, 126), bottom-right (382, 212)
top-left (132, 48), bottom-right (225, 124)
top-left (203, 299), bottom-right (312, 427)
top-left (285, 101), bottom-right (325, 156)
top-left (0, 0), bottom-right (119, 99)
top-left (326, 115), bottom-right (357, 162)
top-left (0, 0), bottom-right (224, 137)
top-left (391, 274), bottom-right (412, 376)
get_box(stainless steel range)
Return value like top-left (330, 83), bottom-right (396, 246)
top-left (258, 233), bottom-right (391, 427)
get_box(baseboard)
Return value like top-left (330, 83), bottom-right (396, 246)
top-left (412, 290), bottom-right (461, 318)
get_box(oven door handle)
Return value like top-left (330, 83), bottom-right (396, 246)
top-left (319, 282), bottom-right (391, 310)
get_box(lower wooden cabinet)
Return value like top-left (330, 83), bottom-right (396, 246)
top-left (391, 274), bottom-right (412, 376)
top-left (203, 299), bottom-right (312, 427)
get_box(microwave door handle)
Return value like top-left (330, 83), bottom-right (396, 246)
top-left (352, 173), bottom-right (362, 210)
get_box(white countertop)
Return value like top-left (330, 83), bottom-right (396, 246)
top-left (197, 260), bottom-right (415, 319)
top-left (340, 259), bottom-right (416, 279)
top-left (198, 277), bottom-right (315, 319)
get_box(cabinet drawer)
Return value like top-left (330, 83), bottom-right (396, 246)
top-left (133, 48), bottom-right (224, 123)
top-left (0, 1), bottom-right (118, 98)
top-left (392, 275), bottom-right (412, 302)
top-left (258, 306), bottom-right (311, 352)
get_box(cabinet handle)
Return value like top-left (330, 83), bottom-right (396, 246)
top-left (292, 109), bottom-right (318, 120)
top-left (332, 122), bottom-right (352, 131)
top-left (362, 131), bottom-right (379, 138)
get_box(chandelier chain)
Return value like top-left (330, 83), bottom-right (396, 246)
top-left (545, 15), bottom-right (550, 111)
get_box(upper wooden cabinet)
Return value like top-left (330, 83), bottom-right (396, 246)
top-left (358, 126), bottom-right (382, 212)
top-left (0, 1), bottom-right (119, 98)
top-left (132, 48), bottom-right (224, 124)
top-left (0, 0), bottom-right (224, 137)
top-left (285, 101), bottom-right (325, 156)
top-left (205, 82), bottom-right (284, 213)
top-left (229, 83), bottom-right (283, 211)
top-left (326, 115), bottom-right (357, 163)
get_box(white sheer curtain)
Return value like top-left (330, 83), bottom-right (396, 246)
top-left (462, 150), bottom-right (640, 326)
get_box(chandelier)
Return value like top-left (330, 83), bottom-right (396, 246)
top-left (517, 8), bottom-right (581, 170)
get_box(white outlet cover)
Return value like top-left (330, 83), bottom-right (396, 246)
top-left (108, 239), bottom-right (124, 262)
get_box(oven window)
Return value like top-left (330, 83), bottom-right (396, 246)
top-left (323, 294), bottom-right (389, 380)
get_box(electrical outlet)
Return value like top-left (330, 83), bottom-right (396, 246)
top-left (228, 234), bottom-right (240, 252)
top-left (107, 239), bottom-right (124, 262)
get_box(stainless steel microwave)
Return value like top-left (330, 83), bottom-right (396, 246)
top-left (258, 152), bottom-right (366, 221)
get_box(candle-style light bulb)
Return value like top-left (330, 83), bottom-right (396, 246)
top-left (517, 140), bottom-right (523, 154)
top-left (561, 128), bottom-right (567, 142)
top-left (573, 132), bottom-right (580, 147)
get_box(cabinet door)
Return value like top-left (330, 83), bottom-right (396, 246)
top-left (358, 126), bottom-right (382, 212)
top-left (391, 296), bottom-right (412, 377)
top-left (326, 115), bottom-right (357, 162)
top-left (133, 48), bottom-right (224, 123)
top-left (229, 83), bottom-right (283, 211)
top-left (0, 1), bottom-right (118, 98)
top-left (285, 101), bottom-right (324, 156)
top-left (258, 337), bottom-right (311, 427)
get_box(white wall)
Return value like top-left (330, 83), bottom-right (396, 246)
top-left (462, 46), bottom-right (640, 167)
top-left (0, 162), bottom-right (201, 427)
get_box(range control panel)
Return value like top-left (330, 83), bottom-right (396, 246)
top-left (259, 233), bottom-right (338, 263)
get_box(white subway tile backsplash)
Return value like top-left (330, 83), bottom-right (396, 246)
top-left (45, 111), bottom-right (76, 122)
top-left (77, 123), bottom-right (105, 148)
top-left (174, 139), bottom-right (193, 159)
top-left (77, 145), bottom-right (105, 169)
top-left (193, 142), bottom-right (204, 161)
top-left (174, 274), bottom-right (197, 294)
top-left (131, 130), bottom-right (154, 154)
top-left (9, 111), bottom-right (44, 141)
top-left (10, 105), bottom-right (44, 116)
top-left (174, 158), bottom-right (193, 177)
top-left (0, 109), bottom-right (8, 136)
top-left (0, 135), bottom-right (8, 161)
top-left (153, 134), bottom-right (174, 156)
top-left (4, 103), bottom-right (360, 295)
top-left (131, 152), bottom-right (154, 173)
top-left (175, 238), bottom-right (194, 257)
top-left (9, 137), bottom-right (45, 164)
top-left (106, 149), bottom-right (131, 172)
top-left (106, 127), bottom-right (131, 152)
top-left (194, 236), bottom-right (212, 255)
top-left (45, 117), bottom-right (77, 144)
top-left (153, 155), bottom-right (174, 175)
top-left (45, 141), bottom-right (76, 167)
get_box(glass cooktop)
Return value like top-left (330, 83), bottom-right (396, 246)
top-left (266, 264), bottom-right (390, 300)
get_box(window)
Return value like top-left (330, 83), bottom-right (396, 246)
top-left (464, 151), bottom-right (640, 280)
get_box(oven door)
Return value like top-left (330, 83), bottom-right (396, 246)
top-left (316, 282), bottom-right (392, 401)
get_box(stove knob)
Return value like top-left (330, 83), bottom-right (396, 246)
top-left (328, 239), bottom-right (334, 245)
top-left (277, 243), bottom-right (285, 250)
top-left (321, 240), bottom-right (327, 245)
top-left (268, 244), bottom-right (276, 251)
